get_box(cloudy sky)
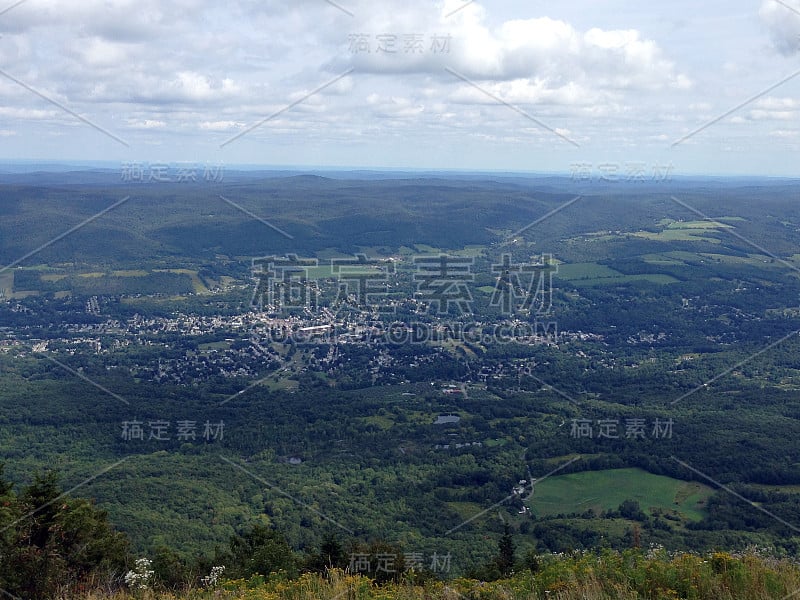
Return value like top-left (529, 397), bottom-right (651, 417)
top-left (0, 0), bottom-right (798, 175)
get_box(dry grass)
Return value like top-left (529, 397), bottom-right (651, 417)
top-left (73, 550), bottom-right (800, 600)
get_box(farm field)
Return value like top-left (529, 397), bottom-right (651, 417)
top-left (555, 262), bottom-right (678, 286)
top-left (530, 468), bottom-right (713, 521)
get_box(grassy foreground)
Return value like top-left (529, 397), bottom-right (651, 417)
top-left (84, 550), bottom-right (800, 600)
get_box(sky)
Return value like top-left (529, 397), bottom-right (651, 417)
top-left (0, 0), bottom-right (799, 175)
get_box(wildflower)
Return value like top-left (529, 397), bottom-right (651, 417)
top-left (202, 565), bottom-right (226, 587)
top-left (124, 557), bottom-right (154, 590)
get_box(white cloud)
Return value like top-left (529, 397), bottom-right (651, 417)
top-left (69, 37), bottom-right (131, 68)
top-left (449, 77), bottom-right (599, 107)
top-left (127, 119), bottom-right (167, 129)
top-left (199, 120), bottom-right (243, 131)
top-left (339, 9), bottom-right (689, 97)
top-left (0, 107), bottom-right (59, 119)
top-left (367, 95), bottom-right (425, 118)
top-left (742, 96), bottom-right (800, 121)
top-left (759, 0), bottom-right (800, 55)
top-left (756, 96), bottom-right (799, 110)
top-left (0, 0), bottom-right (793, 174)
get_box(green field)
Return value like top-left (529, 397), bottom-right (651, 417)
top-left (632, 220), bottom-right (733, 244)
top-left (531, 468), bottom-right (713, 521)
top-left (155, 268), bottom-right (210, 293)
top-left (556, 263), bottom-right (623, 280)
top-left (641, 253), bottom-right (688, 266)
top-left (576, 273), bottom-right (679, 286)
top-left (40, 273), bottom-right (68, 282)
top-left (0, 271), bottom-right (11, 298)
top-left (556, 263), bottom-right (677, 286)
top-left (643, 250), bottom-right (783, 270)
top-left (667, 220), bottom-right (733, 230)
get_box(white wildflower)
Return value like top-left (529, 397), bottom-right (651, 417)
top-left (202, 565), bottom-right (225, 588)
top-left (124, 557), bottom-right (154, 590)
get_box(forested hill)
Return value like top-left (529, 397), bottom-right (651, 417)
top-left (4, 174), bottom-right (800, 598)
top-left (1, 172), bottom-right (798, 265)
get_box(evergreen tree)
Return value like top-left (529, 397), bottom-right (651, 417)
top-left (306, 531), bottom-right (347, 572)
top-left (0, 469), bottom-right (128, 599)
top-left (227, 522), bottom-right (298, 579)
top-left (496, 523), bottom-right (515, 577)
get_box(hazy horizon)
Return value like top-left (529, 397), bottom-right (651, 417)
top-left (0, 1), bottom-right (799, 176)
top-left (0, 159), bottom-right (799, 180)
